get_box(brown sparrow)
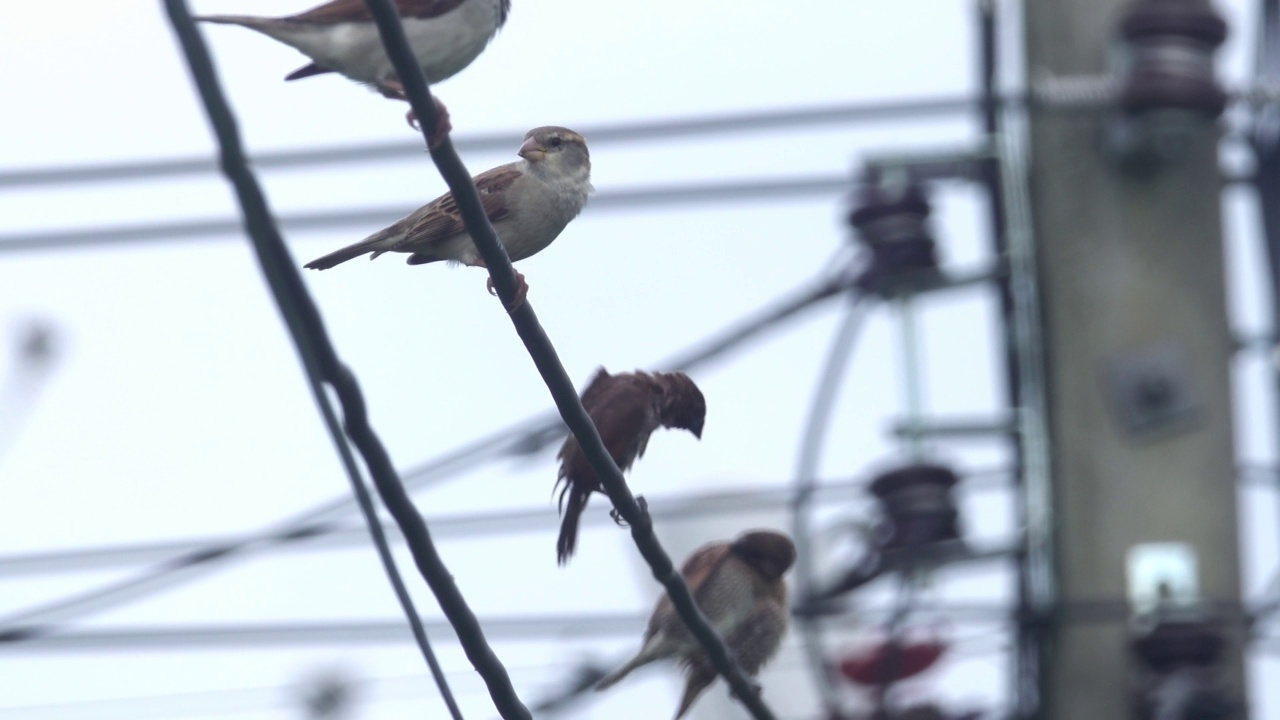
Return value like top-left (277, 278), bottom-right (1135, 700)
top-left (555, 368), bottom-right (706, 565)
top-left (197, 0), bottom-right (511, 146)
top-left (595, 530), bottom-right (796, 720)
top-left (303, 126), bottom-right (591, 312)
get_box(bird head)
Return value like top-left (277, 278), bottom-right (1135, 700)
top-left (657, 371), bottom-right (706, 439)
top-left (518, 126), bottom-right (590, 181)
top-left (729, 530), bottom-right (797, 582)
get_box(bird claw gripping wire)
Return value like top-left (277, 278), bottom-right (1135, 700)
top-left (609, 495), bottom-right (648, 527)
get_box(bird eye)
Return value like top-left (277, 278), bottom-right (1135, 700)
top-left (547, 136), bottom-right (564, 149)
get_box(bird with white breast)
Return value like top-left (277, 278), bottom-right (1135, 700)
top-left (196, 0), bottom-right (511, 146)
top-left (595, 529), bottom-right (796, 720)
top-left (303, 126), bottom-right (592, 312)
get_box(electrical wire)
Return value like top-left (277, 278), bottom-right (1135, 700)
top-left (308, 384), bottom-right (464, 720)
top-left (0, 96), bottom-right (983, 190)
top-left (788, 293), bottom-right (872, 719)
top-left (0, 603), bottom-right (1021, 653)
top-left (0, 467), bottom-right (1013, 577)
top-left (0, 344), bottom-right (468, 718)
top-left (0, 661), bottom-right (587, 720)
top-left (359, 1), bottom-right (776, 716)
top-left (0, 175), bottom-right (848, 256)
top-left (162, 1), bottom-right (508, 717)
top-left (0, 262), bottom-right (858, 637)
top-left (1, 85), bottom-right (1267, 193)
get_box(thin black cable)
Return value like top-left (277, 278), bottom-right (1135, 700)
top-left (0, 326), bottom-right (464, 715)
top-left (0, 601), bottom-right (1030, 653)
top-left (0, 265), bottom-right (856, 634)
top-left (0, 467), bottom-right (1013, 578)
top-left (0, 260), bottom-right (1003, 638)
top-left (358, 1), bottom-right (776, 717)
top-left (788, 293), bottom-right (871, 718)
top-left (3, 87), bottom-right (1270, 192)
top-left (0, 96), bottom-right (982, 190)
top-left (0, 663), bottom-right (580, 720)
top-left (0, 175), bottom-right (848, 256)
top-left (163, 2), bottom-right (524, 718)
top-left (309, 385), bottom-right (465, 720)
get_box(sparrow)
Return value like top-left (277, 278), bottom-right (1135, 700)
top-left (303, 126), bottom-right (591, 312)
top-left (595, 530), bottom-right (796, 720)
top-left (196, 0), bottom-right (511, 147)
top-left (554, 368), bottom-right (706, 565)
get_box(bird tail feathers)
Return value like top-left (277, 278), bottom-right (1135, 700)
top-left (594, 636), bottom-right (669, 691)
top-left (555, 486), bottom-right (591, 565)
top-left (303, 236), bottom-right (394, 270)
top-left (193, 15), bottom-right (273, 29)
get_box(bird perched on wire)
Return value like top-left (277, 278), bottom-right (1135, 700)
top-left (303, 126), bottom-right (591, 312)
top-left (195, 0), bottom-right (511, 147)
top-left (595, 529), bottom-right (795, 720)
top-left (554, 368), bottom-right (706, 565)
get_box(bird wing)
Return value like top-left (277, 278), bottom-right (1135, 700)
top-left (555, 367), bottom-right (611, 469)
top-left (649, 544), bottom-right (730, 633)
top-left (288, 0), bottom-right (468, 23)
top-left (393, 164), bottom-right (523, 252)
top-left (576, 367), bottom-right (614, 411)
top-left (588, 381), bottom-right (657, 476)
top-left (555, 369), bottom-right (655, 501)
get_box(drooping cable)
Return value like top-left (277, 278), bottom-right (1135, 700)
top-left (789, 293), bottom-right (872, 718)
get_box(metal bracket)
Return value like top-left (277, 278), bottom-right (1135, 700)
top-left (1101, 342), bottom-right (1203, 438)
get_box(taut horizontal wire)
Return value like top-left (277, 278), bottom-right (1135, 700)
top-left (0, 604), bottom-right (1007, 652)
top-left (0, 95), bottom-right (979, 189)
top-left (0, 469), bottom-right (1014, 576)
top-left (0, 175), bottom-right (848, 256)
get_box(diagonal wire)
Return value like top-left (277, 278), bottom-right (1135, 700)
top-left (788, 293), bottom-right (872, 719)
top-left (0, 259), bottom-right (1001, 640)
top-left (161, 0), bottom-right (503, 717)
top-left (0, 259), bottom-right (859, 634)
top-left (357, 0), bottom-right (777, 717)
top-left (305, 387), bottom-right (464, 720)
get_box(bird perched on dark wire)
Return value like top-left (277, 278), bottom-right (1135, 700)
top-left (196, 0), bottom-right (511, 147)
top-left (595, 530), bottom-right (795, 720)
top-left (303, 126), bottom-right (591, 312)
top-left (554, 368), bottom-right (706, 565)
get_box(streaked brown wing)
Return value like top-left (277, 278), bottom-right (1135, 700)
top-left (394, 164), bottom-right (522, 252)
top-left (650, 544), bottom-right (730, 627)
top-left (289, 0), bottom-right (467, 23)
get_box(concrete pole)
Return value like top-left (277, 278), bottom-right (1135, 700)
top-left (1022, 1), bottom-right (1246, 718)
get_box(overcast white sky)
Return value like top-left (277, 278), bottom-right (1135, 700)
top-left (0, 1), bottom-right (1277, 718)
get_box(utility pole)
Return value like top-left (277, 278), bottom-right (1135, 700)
top-left (1023, 1), bottom-right (1246, 718)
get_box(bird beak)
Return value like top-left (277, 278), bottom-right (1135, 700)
top-left (691, 421), bottom-right (704, 440)
top-left (518, 138), bottom-right (546, 162)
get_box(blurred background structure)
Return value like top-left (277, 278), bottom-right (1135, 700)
top-left (2, 0), bottom-right (1280, 718)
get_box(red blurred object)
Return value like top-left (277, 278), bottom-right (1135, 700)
top-left (837, 637), bottom-right (947, 686)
